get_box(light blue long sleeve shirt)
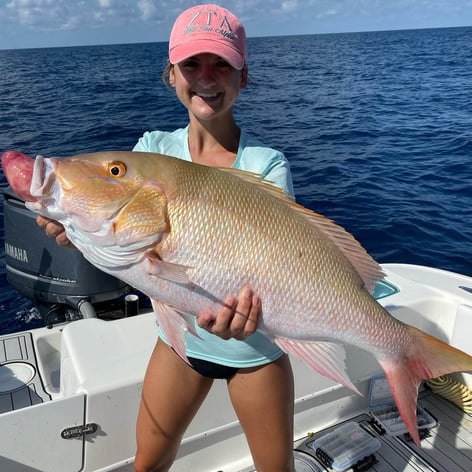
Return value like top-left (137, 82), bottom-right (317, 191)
top-left (133, 126), bottom-right (295, 367)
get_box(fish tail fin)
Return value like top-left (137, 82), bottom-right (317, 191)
top-left (379, 326), bottom-right (472, 446)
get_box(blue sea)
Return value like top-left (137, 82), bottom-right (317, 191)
top-left (1, 27), bottom-right (471, 334)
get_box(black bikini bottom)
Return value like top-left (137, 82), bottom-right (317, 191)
top-left (188, 356), bottom-right (239, 380)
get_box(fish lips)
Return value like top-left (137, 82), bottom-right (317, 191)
top-left (26, 155), bottom-right (62, 215)
top-left (2, 150), bottom-right (36, 201)
top-left (30, 155), bottom-right (56, 197)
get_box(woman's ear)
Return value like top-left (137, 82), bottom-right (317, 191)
top-left (169, 66), bottom-right (176, 87)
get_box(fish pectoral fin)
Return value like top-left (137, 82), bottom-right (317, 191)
top-left (151, 299), bottom-right (199, 365)
top-left (275, 337), bottom-right (361, 395)
top-left (145, 251), bottom-right (192, 284)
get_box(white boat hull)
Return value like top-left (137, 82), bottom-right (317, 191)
top-left (1, 263), bottom-right (472, 471)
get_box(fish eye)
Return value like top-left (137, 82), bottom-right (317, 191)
top-left (108, 161), bottom-right (127, 177)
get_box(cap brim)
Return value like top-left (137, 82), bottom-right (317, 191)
top-left (169, 39), bottom-right (245, 70)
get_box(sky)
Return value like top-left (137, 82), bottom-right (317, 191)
top-left (1, 0), bottom-right (472, 50)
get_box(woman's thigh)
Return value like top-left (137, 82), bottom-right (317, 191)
top-left (135, 340), bottom-right (213, 472)
top-left (227, 354), bottom-right (295, 472)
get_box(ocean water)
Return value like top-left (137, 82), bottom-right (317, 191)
top-left (1, 27), bottom-right (471, 334)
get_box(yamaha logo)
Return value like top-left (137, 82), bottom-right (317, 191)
top-left (5, 243), bottom-right (29, 263)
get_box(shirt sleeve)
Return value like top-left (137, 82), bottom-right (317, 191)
top-left (132, 133), bottom-right (149, 152)
top-left (237, 131), bottom-right (295, 198)
top-left (132, 131), bottom-right (160, 152)
top-left (261, 153), bottom-right (295, 198)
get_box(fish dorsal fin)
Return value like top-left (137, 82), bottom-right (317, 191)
top-left (289, 204), bottom-right (385, 293)
top-left (217, 167), bottom-right (295, 202)
top-left (291, 203), bottom-right (385, 294)
top-left (219, 167), bottom-right (384, 293)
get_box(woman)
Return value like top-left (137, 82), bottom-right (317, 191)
top-left (38, 4), bottom-right (296, 471)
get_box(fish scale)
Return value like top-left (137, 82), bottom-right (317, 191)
top-left (165, 185), bottom-right (307, 330)
top-left (3, 148), bottom-right (472, 447)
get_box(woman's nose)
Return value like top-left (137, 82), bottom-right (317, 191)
top-left (198, 65), bottom-right (216, 87)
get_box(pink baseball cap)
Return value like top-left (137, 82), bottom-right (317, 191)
top-left (169, 4), bottom-right (247, 70)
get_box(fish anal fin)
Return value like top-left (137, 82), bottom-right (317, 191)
top-left (275, 337), bottom-right (361, 395)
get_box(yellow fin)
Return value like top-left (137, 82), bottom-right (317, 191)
top-left (293, 206), bottom-right (385, 293)
top-left (216, 167), bottom-right (295, 201)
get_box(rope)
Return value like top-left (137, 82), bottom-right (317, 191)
top-left (427, 375), bottom-right (472, 414)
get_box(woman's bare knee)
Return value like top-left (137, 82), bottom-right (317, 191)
top-left (135, 441), bottom-right (178, 472)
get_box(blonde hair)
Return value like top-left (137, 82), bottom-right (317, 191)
top-left (161, 62), bottom-right (174, 91)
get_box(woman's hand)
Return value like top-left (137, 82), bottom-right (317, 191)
top-left (197, 286), bottom-right (261, 340)
top-left (36, 215), bottom-right (75, 248)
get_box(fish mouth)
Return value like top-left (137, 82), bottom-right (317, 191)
top-left (1, 151), bottom-right (58, 207)
top-left (30, 155), bottom-right (56, 199)
top-left (26, 155), bottom-right (63, 217)
top-left (1, 150), bottom-right (36, 201)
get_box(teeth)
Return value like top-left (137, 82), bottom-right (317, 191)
top-left (197, 92), bottom-right (218, 98)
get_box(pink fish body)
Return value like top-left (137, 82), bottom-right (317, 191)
top-left (3, 149), bottom-right (472, 446)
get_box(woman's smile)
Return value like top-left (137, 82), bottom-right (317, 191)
top-left (193, 91), bottom-right (220, 100)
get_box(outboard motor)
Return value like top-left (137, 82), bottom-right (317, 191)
top-left (2, 187), bottom-right (131, 325)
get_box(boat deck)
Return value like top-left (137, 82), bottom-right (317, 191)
top-left (1, 264), bottom-right (472, 471)
top-left (0, 332), bottom-right (50, 413)
top-left (2, 329), bottom-right (472, 471)
top-left (1, 328), bottom-right (472, 471)
top-left (291, 390), bottom-right (472, 472)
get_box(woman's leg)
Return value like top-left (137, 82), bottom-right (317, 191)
top-left (227, 354), bottom-right (295, 472)
top-left (135, 340), bottom-right (213, 472)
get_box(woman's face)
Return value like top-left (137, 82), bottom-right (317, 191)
top-left (169, 53), bottom-right (248, 122)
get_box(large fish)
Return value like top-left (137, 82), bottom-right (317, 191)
top-left (3, 149), bottom-right (472, 445)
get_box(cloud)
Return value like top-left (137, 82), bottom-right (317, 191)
top-left (316, 9), bottom-right (338, 19)
top-left (6, 0), bottom-right (68, 28)
top-left (92, 0), bottom-right (134, 24)
top-left (137, 0), bottom-right (157, 21)
top-left (4, 0), bottom-right (138, 30)
top-left (281, 0), bottom-right (298, 13)
top-left (1, 0), bottom-right (471, 50)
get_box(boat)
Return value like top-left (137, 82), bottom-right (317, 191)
top-left (2, 266), bottom-right (472, 471)
top-left (1, 192), bottom-right (472, 471)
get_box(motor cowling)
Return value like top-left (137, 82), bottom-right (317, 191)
top-left (2, 187), bottom-right (130, 325)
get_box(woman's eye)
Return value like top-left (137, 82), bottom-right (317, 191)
top-left (216, 59), bottom-right (231, 68)
top-left (182, 59), bottom-right (199, 68)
